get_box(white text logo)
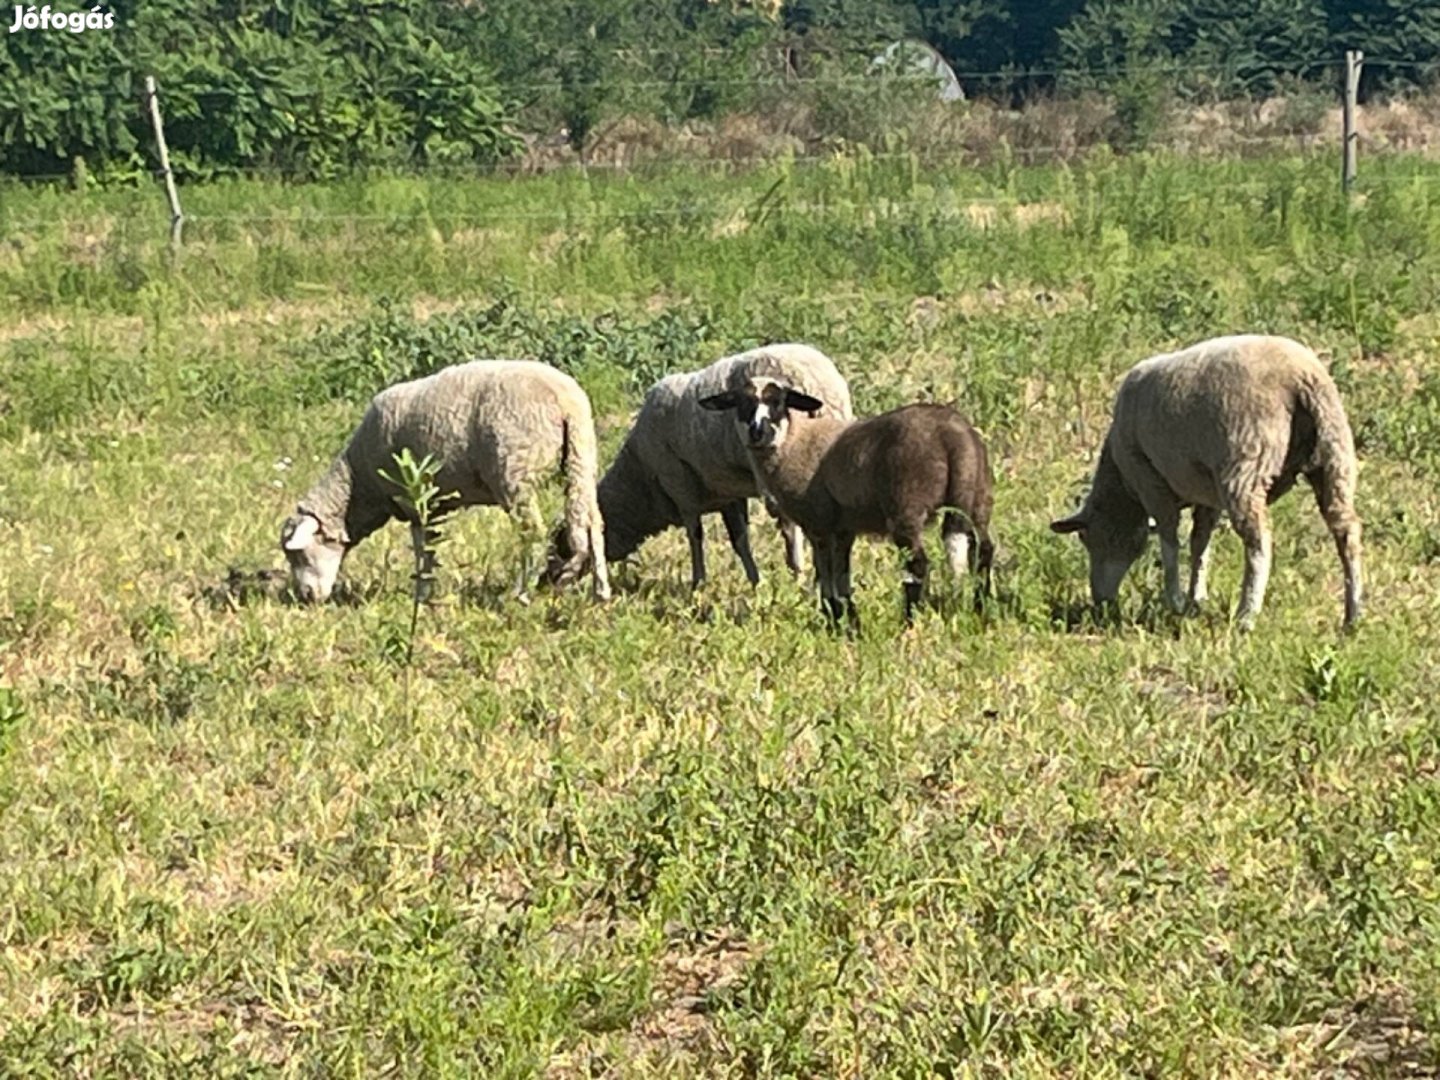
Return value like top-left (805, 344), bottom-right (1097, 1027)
top-left (9, 5), bottom-right (115, 33)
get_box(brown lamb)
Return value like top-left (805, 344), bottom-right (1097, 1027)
top-left (701, 377), bottom-right (995, 627)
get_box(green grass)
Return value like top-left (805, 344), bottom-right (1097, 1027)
top-left (3, 149), bottom-right (1440, 1075)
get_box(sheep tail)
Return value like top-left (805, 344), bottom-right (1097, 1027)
top-left (1297, 367), bottom-right (1358, 513)
top-left (560, 396), bottom-right (612, 600)
top-left (1295, 362), bottom-right (1364, 625)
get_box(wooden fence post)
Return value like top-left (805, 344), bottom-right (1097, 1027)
top-left (1342, 50), bottom-right (1363, 195)
top-left (143, 75), bottom-right (184, 251)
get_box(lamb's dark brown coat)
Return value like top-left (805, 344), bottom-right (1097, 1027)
top-left (705, 379), bottom-right (994, 626)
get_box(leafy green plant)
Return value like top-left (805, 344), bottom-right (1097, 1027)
top-left (377, 448), bottom-right (454, 713)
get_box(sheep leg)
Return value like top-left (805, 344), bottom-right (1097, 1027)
top-left (945, 510), bottom-right (994, 613)
top-left (1151, 508), bottom-right (1185, 613)
top-left (759, 494), bottom-right (806, 578)
top-left (1187, 505), bottom-right (1219, 608)
top-left (973, 528), bottom-right (996, 611)
top-left (1306, 470), bottom-right (1364, 629)
top-left (587, 517), bottom-right (611, 602)
top-left (780, 519), bottom-right (807, 578)
top-left (511, 496), bottom-right (547, 605)
top-left (685, 516), bottom-right (707, 591)
top-left (811, 534), bottom-right (840, 624)
top-left (720, 501), bottom-right (760, 586)
top-left (814, 538), bottom-right (831, 619)
top-left (941, 512), bottom-right (971, 579)
top-left (1225, 490), bottom-right (1272, 631)
top-left (834, 531), bottom-right (859, 632)
top-left (894, 525), bottom-right (929, 625)
top-left (1122, 457), bottom-right (1185, 614)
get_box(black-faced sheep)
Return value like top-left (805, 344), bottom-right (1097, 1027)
top-left (700, 377), bottom-right (994, 627)
top-left (281, 360), bottom-right (609, 603)
top-left (545, 344), bottom-right (853, 590)
top-left (1050, 334), bottom-right (1362, 630)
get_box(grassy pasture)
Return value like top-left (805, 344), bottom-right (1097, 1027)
top-left (3, 150), bottom-right (1440, 1075)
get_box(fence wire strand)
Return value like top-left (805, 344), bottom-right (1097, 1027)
top-left (17, 171), bottom-right (1440, 235)
top-left (0, 132), bottom-right (1356, 185)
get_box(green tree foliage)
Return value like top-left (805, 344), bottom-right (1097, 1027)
top-left (780, 0), bottom-right (914, 75)
top-left (0, 0), bottom-right (519, 178)
top-left (1329, 0), bottom-right (1440, 89)
top-left (913, 0), bottom-right (1084, 85)
top-left (4, 0), bottom-right (1439, 178)
top-left (1058, 0), bottom-right (1440, 97)
top-left (475, 0), bottom-right (773, 150)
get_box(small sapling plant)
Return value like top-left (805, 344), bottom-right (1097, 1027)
top-left (378, 449), bottom-right (456, 707)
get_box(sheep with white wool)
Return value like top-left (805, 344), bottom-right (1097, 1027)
top-left (1050, 334), bottom-right (1362, 629)
top-left (546, 344), bottom-right (853, 589)
top-left (281, 359), bottom-right (609, 604)
top-left (700, 378), bottom-right (994, 627)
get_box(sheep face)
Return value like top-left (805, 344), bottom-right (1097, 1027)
top-left (1050, 508), bottom-right (1149, 606)
top-left (281, 513), bottom-right (346, 604)
top-left (699, 379), bottom-right (824, 451)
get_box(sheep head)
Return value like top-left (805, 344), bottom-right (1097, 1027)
top-left (280, 512), bottom-right (347, 604)
top-left (1050, 496), bottom-right (1149, 607)
top-left (699, 377), bottom-right (823, 452)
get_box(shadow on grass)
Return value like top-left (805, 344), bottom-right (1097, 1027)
top-left (1046, 593), bottom-right (1231, 638)
top-left (198, 566), bottom-right (290, 610)
top-left (198, 566), bottom-right (407, 612)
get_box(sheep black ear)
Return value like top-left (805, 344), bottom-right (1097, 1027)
top-left (1050, 514), bottom-right (1086, 535)
top-left (784, 390), bottom-right (824, 415)
top-left (699, 391), bottom-right (739, 412)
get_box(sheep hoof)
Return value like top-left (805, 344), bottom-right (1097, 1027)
top-left (548, 555), bottom-right (588, 590)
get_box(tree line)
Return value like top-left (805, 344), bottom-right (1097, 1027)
top-left (1, 0), bottom-right (1436, 179)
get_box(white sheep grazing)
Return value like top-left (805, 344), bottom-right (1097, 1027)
top-left (546, 343), bottom-right (853, 589)
top-left (281, 360), bottom-right (610, 604)
top-left (1050, 334), bottom-right (1362, 629)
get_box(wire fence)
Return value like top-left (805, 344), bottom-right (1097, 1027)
top-left (13, 171), bottom-right (1440, 237)
top-left (161, 59), bottom-right (1352, 98)
top-left (5, 139), bottom-right (1434, 191)
top-left (0, 128), bottom-right (1379, 187)
top-left (3, 52), bottom-right (1440, 238)
top-left (96, 53), bottom-right (1440, 96)
top-left (0, 132), bottom-right (1347, 187)
top-left (9, 175), bottom-right (1440, 236)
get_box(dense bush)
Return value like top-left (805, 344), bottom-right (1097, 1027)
top-left (0, 0), bottom-right (519, 179)
top-left (296, 290), bottom-right (733, 408)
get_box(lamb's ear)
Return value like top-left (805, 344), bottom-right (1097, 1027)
top-left (283, 514), bottom-right (320, 551)
top-left (1049, 513), bottom-right (1087, 535)
top-left (699, 391), bottom-right (739, 412)
top-left (783, 389), bottom-right (825, 415)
